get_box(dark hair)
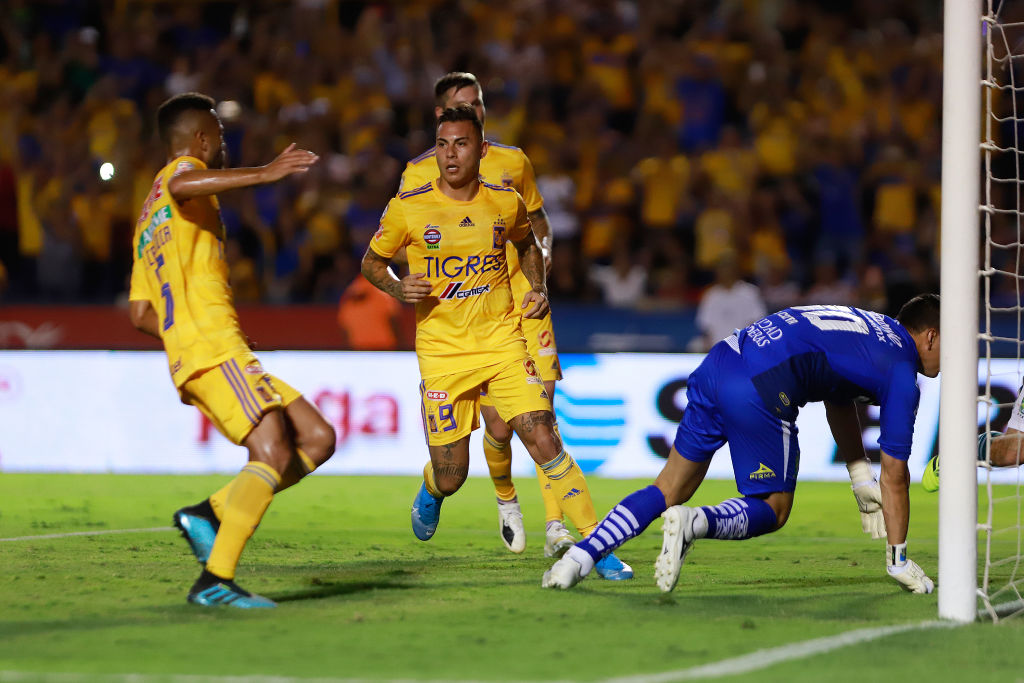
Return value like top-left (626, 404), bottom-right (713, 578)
top-left (434, 72), bottom-right (480, 107)
top-left (896, 293), bottom-right (940, 332)
top-left (438, 103), bottom-right (483, 140)
top-left (156, 92), bottom-right (216, 146)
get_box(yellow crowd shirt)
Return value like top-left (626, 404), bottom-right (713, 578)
top-left (400, 143), bottom-right (543, 311)
top-left (128, 156), bottom-right (249, 387)
top-left (370, 179), bottom-right (532, 378)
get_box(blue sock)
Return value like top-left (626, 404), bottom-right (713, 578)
top-left (576, 485), bottom-right (666, 562)
top-left (700, 497), bottom-right (777, 540)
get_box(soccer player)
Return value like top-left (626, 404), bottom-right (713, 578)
top-left (921, 384), bottom-right (1024, 491)
top-left (543, 296), bottom-right (940, 595)
top-left (362, 104), bottom-right (629, 576)
top-left (129, 92), bottom-right (336, 608)
top-left (397, 72), bottom-right (623, 574)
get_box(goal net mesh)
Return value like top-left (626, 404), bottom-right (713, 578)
top-left (980, 0), bottom-right (1024, 622)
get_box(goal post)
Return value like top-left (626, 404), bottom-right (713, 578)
top-left (938, 0), bottom-right (981, 623)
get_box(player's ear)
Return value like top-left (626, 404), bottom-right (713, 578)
top-left (434, 106), bottom-right (443, 120)
top-left (480, 138), bottom-right (489, 156)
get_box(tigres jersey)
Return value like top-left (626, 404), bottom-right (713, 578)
top-left (370, 179), bottom-right (532, 378)
top-left (128, 155), bottom-right (249, 387)
top-left (400, 143), bottom-right (544, 309)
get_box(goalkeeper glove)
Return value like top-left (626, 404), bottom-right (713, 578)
top-left (886, 542), bottom-right (934, 594)
top-left (847, 460), bottom-right (886, 539)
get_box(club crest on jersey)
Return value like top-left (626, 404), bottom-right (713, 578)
top-left (523, 358), bottom-right (542, 384)
top-left (501, 171), bottom-right (514, 187)
top-left (438, 282), bottom-right (491, 300)
top-left (492, 223), bottom-right (506, 248)
top-left (459, 216), bottom-right (475, 227)
top-left (424, 226), bottom-right (442, 250)
top-left (425, 390), bottom-right (448, 401)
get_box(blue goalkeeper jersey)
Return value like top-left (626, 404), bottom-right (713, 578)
top-left (733, 305), bottom-right (921, 459)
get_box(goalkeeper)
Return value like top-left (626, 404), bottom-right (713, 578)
top-left (922, 383), bottom-right (1024, 492)
top-left (543, 296), bottom-right (940, 596)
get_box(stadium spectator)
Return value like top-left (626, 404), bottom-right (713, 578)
top-left (692, 254), bottom-right (766, 352)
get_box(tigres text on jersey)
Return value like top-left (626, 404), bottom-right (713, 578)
top-left (128, 156), bottom-right (249, 386)
top-left (370, 179), bottom-right (532, 378)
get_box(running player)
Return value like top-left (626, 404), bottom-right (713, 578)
top-left (363, 104), bottom-right (629, 576)
top-left (398, 73), bottom-right (603, 572)
top-left (129, 92), bottom-right (336, 608)
top-left (543, 296), bottom-right (940, 595)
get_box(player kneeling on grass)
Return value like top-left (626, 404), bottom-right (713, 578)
top-left (543, 296), bottom-right (940, 595)
top-left (922, 383), bottom-right (1024, 492)
top-left (129, 93), bottom-right (336, 608)
top-left (361, 104), bottom-right (630, 578)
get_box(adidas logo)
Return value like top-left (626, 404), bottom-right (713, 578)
top-left (459, 216), bottom-right (475, 227)
top-left (562, 487), bottom-right (582, 500)
top-left (749, 462), bottom-right (776, 480)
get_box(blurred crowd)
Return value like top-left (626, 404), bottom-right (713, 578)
top-left (0, 0), bottom-right (1011, 338)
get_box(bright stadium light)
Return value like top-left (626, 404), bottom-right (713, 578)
top-left (99, 162), bottom-right (115, 181)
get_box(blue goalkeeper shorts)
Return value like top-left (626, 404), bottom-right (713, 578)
top-left (673, 339), bottom-right (799, 495)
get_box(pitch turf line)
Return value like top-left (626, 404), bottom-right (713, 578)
top-left (602, 620), bottom-right (961, 682)
top-left (0, 620), bottom-right (962, 683)
top-left (0, 527), bottom-right (174, 542)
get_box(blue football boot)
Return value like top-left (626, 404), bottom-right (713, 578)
top-left (187, 572), bottom-right (275, 609)
top-left (173, 500), bottom-right (219, 564)
top-left (594, 551), bottom-right (634, 581)
top-left (411, 482), bottom-right (443, 541)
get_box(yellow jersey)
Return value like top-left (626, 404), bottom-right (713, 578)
top-left (400, 143), bottom-right (543, 308)
top-left (128, 156), bottom-right (249, 387)
top-left (370, 179), bottom-right (532, 378)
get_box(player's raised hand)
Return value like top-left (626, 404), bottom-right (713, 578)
top-left (260, 143), bottom-right (319, 182)
top-left (521, 289), bottom-right (549, 319)
top-left (399, 272), bottom-right (433, 303)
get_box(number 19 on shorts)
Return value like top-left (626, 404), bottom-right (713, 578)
top-left (427, 403), bottom-right (457, 434)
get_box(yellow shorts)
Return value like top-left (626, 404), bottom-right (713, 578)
top-left (523, 313), bottom-right (562, 382)
top-left (421, 356), bottom-right (552, 446)
top-left (481, 314), bottom-right (561, 409)
top-left (179, 352), bottom-right (302, 445)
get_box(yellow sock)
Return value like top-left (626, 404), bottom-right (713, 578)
top-left (209, 482), bottom-right (233, 521)
top-left (483, 429), bottom-right (516, 502)
top-left (538, 449), bottom-right (597, 537)
top-left (205, 461), bottom-right (281, 580)
top-left (534, 463), bottom-right (563, 523)
top-left (423, 462), bottom-right (443, 498)
top-left (210, 449), bottom-right (315, 518)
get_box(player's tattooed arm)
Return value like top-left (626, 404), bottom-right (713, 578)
top-left (361, 247), bottom-right (432, 303)
top-left (129, 299), bottom-right (161, 339)
top-left (512, 230), bottom-right (550, 320)
top-left (527, 207), bottom-right (552, 276)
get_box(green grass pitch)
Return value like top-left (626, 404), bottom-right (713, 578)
top-left (0, 473), bottom-right (1021, 682)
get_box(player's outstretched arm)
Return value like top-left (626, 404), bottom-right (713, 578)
top-left (360, 247), bottom-right (432, 303)
top-left (512, 230), bottom-right (549, 320)
top-left (824, 400), bottom-right (886, 539)
top-left (129, 299), bottom-right (161, 340)
top-left (168, 143), bottom-right (318, 201)
top-left (879, 450), bottom-right (933, 593)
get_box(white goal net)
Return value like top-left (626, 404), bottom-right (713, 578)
top-left (980, 0), bottom-right (1024, 622)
